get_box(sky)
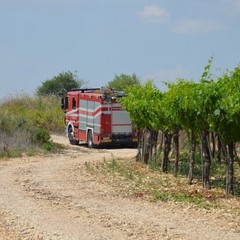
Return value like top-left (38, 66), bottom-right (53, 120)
top-left (0, 0), bottom-right (240, 98)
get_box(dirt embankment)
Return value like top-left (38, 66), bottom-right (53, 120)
top-left (0, 134), bottom-right (239, 240)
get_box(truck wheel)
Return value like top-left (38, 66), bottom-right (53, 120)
top-left (68, 127), bottom-right (79, 145)
top-left (87, 131), bottom-right (94, 148)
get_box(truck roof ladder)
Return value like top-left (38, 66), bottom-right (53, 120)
top-left (71, 88), bottom-right (101, 93)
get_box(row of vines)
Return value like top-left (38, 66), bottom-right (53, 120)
top-left (120, 58), bottom-right (240, 195)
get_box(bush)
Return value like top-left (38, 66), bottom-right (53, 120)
top-left (32, 128), bottom-right (51, 145)
top-left (0, 94), bottom-right (64, 157)
top-left (0, 94), bottom-right (65, 133)
top-left (42, 143), bottom-right (53, 151)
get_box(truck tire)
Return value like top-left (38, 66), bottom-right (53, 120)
top-left (68, 126), bottom-right (79, 145)
top-left (87, 131), bottom-right (94, 148)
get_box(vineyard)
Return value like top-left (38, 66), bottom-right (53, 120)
top-left (120, 58), bottom-right (240, 195)
top-left (0, 59), bottom-right (239, 197)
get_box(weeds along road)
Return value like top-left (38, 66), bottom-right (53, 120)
top-left (0, 134), bottom-right (239, 240)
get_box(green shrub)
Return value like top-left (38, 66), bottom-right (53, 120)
top-left (0, 94), bottom-right (65, 133)
top-left (32, 128), bottom-right (51, 145)
top-left (0, 94), bottom-right (64, 157)
top-left (42, 143), bottom-right (53, 151)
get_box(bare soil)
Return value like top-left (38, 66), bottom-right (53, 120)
top-left (0, 134), bottom-right (239, 240)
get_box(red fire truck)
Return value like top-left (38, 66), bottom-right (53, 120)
top-left (61, 88), bottom-right (137, 147)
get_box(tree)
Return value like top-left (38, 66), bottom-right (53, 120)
top-left (36, 71), bottom-right (85, 97)
top-left (106, 73), bottom-right (141, 91)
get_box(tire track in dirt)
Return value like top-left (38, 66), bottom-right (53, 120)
top-left (0, 135), bottom-right (239, 239)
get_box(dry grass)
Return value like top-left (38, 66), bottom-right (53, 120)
top-left (84, 157), bottom-right (240, 217)
top-left (0, 94), bottom-right (65, 158)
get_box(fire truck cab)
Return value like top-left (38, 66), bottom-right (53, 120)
top-left (61, 88), bottom-right (137, 147)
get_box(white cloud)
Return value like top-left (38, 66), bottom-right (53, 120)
top-left (143, 65), bottom-right (190, 91)
top-left (173, 19), bottom-right (224, 34)
top-left (139, 5), bottom-right (170, 24)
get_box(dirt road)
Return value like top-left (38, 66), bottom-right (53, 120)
top-left (0, 135), bottom-right (239, 240)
